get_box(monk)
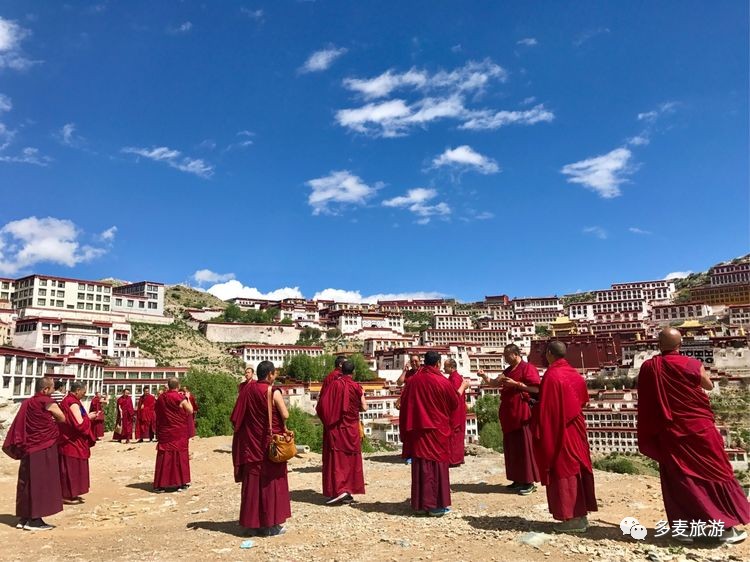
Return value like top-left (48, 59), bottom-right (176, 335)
top-left (89, 392), bottom-right (107, 440)
top-left (532, 341), bottom-right (597, 533)
top-left (400, 351), bottom-right (459, 516)
top-left (231, 360), bottom-right (291, 536)
top-left (317, 359), bottom-right (368, 504)
top-left (183, 386), bottom-right (198, 438)
top-left (136, 388), bottom-right (156, 443)
top-left (58, 381), bottom-right (97, 504)
top-left (113, 389), bottom-right (134, 443)
top-left (397, 353), bottom-right (422, 465)
top-left (239, 366), bottom-right (255, 392)
top-left (479, 343), bottom-right (541, 495)
top-left (153, 378), bottom-right (193, 492)
top-left (3, 377), bottom-right (66, 531)
top-left (320, 355), bottom-right (347, 393)
top-left (443, 359), bottom-right (468, 467)
top-left (638, 327), bottom-right (749, 544)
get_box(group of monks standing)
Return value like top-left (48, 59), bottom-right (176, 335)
top-left (3, 326), bottom-right (748, 544)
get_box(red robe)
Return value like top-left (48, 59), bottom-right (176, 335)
top-left (136, 393), bottom-right (156, 440)
top-left (500, 361), bottom-right (541, 484)
top-left (317, 374), bottom-right (366, 497)
top-left (186, 394), bottom-right (198, 438)
top-left (638, 351), bottom-right (750, 527)
top-left (3, 393), bottom-right (63, 519)
top-left (231, 380), bottom-right (291, 529)
top-left (447, 371), bottom-right (466, 466)
top-left (58, 393), bottom-right (95, 499)
top-left (89, 396), bottom-right (105, 439)
top-left (153, 390), bottom-right (191, 488)
top-left (401, 365), bottom-right (459, 511)
top-left (398, 367), bottom-right (420, 458)
top-left (532, 358), bottom-right (597, 521)
top-left (114, 395), bottom-right (135, 441)
top-left (320, 368), bottom-right (342, 394)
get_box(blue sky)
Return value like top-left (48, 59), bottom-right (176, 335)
top-left (0, 1), bottom-right (747, 302)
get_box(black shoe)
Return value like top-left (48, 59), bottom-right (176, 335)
top-left (15, 519), bottom-right (27, 529)
top-left (326, 492), bottom-right (348, 505)
top-left (517, 484), bottom-right (537, 496)
top-left (154, 487), bottom-right (166, 493)
top-left (505, 482), bottom-right (521, 490)
top-left (23, 518), bottom-right (54, 531)
top-left (341, 493), bottom-right (355, 504)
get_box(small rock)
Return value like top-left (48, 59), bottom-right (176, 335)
top-left (518, 532), bottom-right (552, 548)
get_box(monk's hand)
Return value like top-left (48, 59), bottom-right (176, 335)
top-left (88, 412), bottom-right (98, 419)
top-left (477, 370), bottom-right (487, 381)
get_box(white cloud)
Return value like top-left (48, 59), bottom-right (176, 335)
top-left (224, 130), bottom-right (254, 151)
top-left (206, 280), bottom-right (303, 301)
top-left (0, 17), bottom-right (37, 70)
top-left (57, 122), bottom-right (86, 147)
top-left (167, 22), bottom-right (192, 34)
top-left (561, 147), bottom-right (633, 198)
top-left (313, 288), bottom-right (445, 304)
top-left (121, 146), bottom-right (214, 178)
top-left (0, 122), bottom-right (14, 151)
top-left (343, 59), bottom-right (506, 100)
top-left (300, 46), bottom-right (348, 73)
top-left (451, 44), bottom-right (462, 53)
top-left (664, 271), bottom-right (692, 280)
top-left (382, 188), bottom-right (450, 224)
top-left (0, 216), bottom-right (110, 275)
top-left (460, 103), bottom-right (554, 130)
top-left (240, 8), bottom-right (264, 20)
top-left (517, 38), bottom-right (538, 46)
top-left (432, 145), bottom-right (499, 174)
top-left (193, 269), bottom-right (236, 285)
top-left (0, 93), bottom-right (11, 112)
top-left (100, 226), bottom-right (117, 241)
top-left (582, 226), bottom-right (608, 240)
top-left (306, 170), bottom-right (380, 215)
top-left (0, 146), bottom-right (51, 166)
top-left (628, 227), bottom-right (651, 235)
top-left (574, 27), bottom-right (610, 47)
top-left (520, 96), bottom-right (537, 106)
top-left (637, 101), bottom-right (677, 122)
top-left (627, 135), bottom-right (650, 146)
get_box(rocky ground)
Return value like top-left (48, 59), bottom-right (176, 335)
top-left (0, 437), bottom-right (747, 562)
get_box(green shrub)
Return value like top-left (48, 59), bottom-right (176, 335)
top-left (104, 397), bottom-right (117, 432)
top-left (473, 394), bottom-right (500, 429)
top-left (182, 368), bottom-right (238, 437)
top-left (286, 406), bottom-right (323, 452)
top-left (479, 421), bottom-right (503, 452)
top-left (593, 454), bottom-right (638, 475)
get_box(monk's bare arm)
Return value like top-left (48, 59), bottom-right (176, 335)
top-left (477, 370), bottom-right (500, 387)
top-left (699, 365), bottom-right (713, 390)
top-left (396, 368), bottom-right (408, 387)
top-left (47, 403), bottom-right (66, 422)
top-left (360, 394), bottom-right (368, 412)
top-left (71, 404), bottom-right (84, 424)
top-left (181, 399), bottom-right (194, 415)
top-left (273, 392), bottom-right (289, 421)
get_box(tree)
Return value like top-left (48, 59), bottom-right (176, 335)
top-left (297, 327), bottom-right (322, 345)
top-left (286, 406), bottom-right (323, 452)
top-left (535, 325), bottom-right (551, 337)
top-left (473, 394), bottom-right (500, 429)
top-left (104, 397), bottom-right (117, 432)
top-left (283, 353), bottom-right (325, 382)
top-left (181, 368), bottom-right (238, 437)
top-left (479, 422), bottom-right (503, 452)
top-left (349, 353), bottom-right (378, 381)
top-left (326, 328), bottom-right (342, 340)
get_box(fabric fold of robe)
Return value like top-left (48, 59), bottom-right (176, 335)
top-left (136, 393), bottom-right (156, 441)
top-left (113, 395), bottom-right (134, 441)
top-left (154, 390), bottom-right (191, 488)
top-left (500, 361), bottom-right (541, 483)
top-left (58, 393), bottom-right (95, 499)
top-left (447, 370), bottom-right (466, 466)
top-left (89, 396), bottom-right (105, 439)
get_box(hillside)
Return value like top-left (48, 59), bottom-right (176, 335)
top-left (673, 253), bottom-right (749, 302)
top-left (164, 284), bottom-right (228, 318)
top-left (0, 437), bottom-right (746, 561)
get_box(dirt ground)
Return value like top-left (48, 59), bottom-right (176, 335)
top-left (0, 436), bottom-right (747, 562)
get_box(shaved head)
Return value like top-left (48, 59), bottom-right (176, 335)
top-left (658, 327), bottom-right (682, 352)
top-left (167, 377), bottom-right (180, 390)
top-left (547, 340), bottom-right (567, 359)
top-left (35, 377), bottom-right (54, 393)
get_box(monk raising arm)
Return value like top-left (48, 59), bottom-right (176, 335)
top-left (181, 396), bottom-right (194, 415)
top-left (273, 391), bottom-right (289, 421)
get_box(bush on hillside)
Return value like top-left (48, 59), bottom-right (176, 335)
top-left (479, 421), bottom-right (503, 452)
top-left (473, 394), bottom-right (500, 429)
top-left (182, 368), bottom-right (238, 437)
top-left (286, 406), bottom-right (323, 452)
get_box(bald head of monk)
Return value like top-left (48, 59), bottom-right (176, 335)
top-left (35, 376), bottom-right (54, 394)
top-left (167, 377), bottom-right (180, 390)
top-left (658, 327), bottom-right (682, 352)
top-left (545, 340), bottom-right (567, 365)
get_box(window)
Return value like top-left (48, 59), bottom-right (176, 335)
top-left (37, 298), bottom-right (46, 306)
top-left (78, 283), bottom-right (85, 289)
top-left (87, 284), bottom-right (94, 291)
top-left (96, 286), bottom-right (102, 292)
top-left (95, 304), bottom-right (101, 311)
top-left (39, 288), bottom-right (47, 296)
top-left (40, 279), bottom-right (47, 286)
top-left (127, 300), bottom-right (134, 308)
top-left (77, 303), bottom-right (84, 309)
top-left (87, 294), bottom-right (94, 301)
top-left (103, 305), bottom-right (110, 311)
top-left (115, 298), bottom-right (122, 306)
top-left (58, 281), bottom-right (65, 288)
top-left (148, 302), bottom-right (158, 309)
top-left (86, 303), bottom-right (93, 310)
top-left (96, 294), bottom-right (102, 301)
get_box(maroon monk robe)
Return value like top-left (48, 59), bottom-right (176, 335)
top-left (500, 361), bottom-right (541, 484)
top-left (58, 393), bottom-right (96, 500)
top-left (398, 367), bottom-right (420, 459)
top-left (113, 395), bottom-right (134, 442)
top-left (186, 393), bottom-right (198, 438)
top-left (231, 380), bottom-right (291, 529)
top-left (3, 393), bottom-right (63, 520)
top-left (533, 358), bottom-right (597, 521)
top-left (320, 368), bottom-right (342, 394)
top-left (447, 370), bottom-right (466, 467)
top-left (89, 395), bottom-right (105, 439)
top-left (638, 351), bottom-right (750, 527)
top-left (153, 390), bottom-right (191, 489)
top-left (401, 365), bottom-right (459, 511)
top-left (136, 393), bottom-right (156, 441)
top-left (317, 374), bottom-right (366, 497)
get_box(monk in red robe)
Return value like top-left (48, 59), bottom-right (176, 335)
top-left (532, 341), bottom-right (596, 533)
top-left (320, 355), bottom-right (347, 393)
top-left (183, 386), bottom-right (198, 438)
top-left (479, 343), bottom-right (541, 495)
top-left (443, 359), bottom-right (468, 467)
top-left (400, 351), bottom-right (459, 516)
top-left (3, 377), bottom-right (66, 530)
top-left (238, 366), bottom-right (255, 392)
top-left (153, 378), bottom-right (193, 492)
top-left (113, 389), bottom-right (134, 443)
top-left (89, 392), bottom-right (106, 440)
top-left (231, 360), bottom-right (292, 536)
top-left (58, 381), bottom-right (97, 503)
top-left (317, 359), bottom-right (368, 504)
top-left (397, 354), bottom-right (421, 464)
top-left (638, 327), bottom-right (749, 544)
top-left (136, 388), bottom-right (157, 443)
